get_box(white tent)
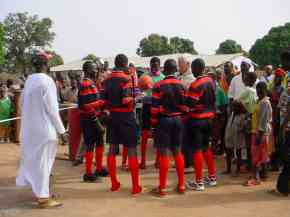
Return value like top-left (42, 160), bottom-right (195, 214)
top-left (50, 53), bottom-right (253, 72)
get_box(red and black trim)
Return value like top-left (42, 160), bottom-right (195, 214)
top-left (100, 71), bottom-right (134, 113)
top-left (78, 78), bottom-right (101, 118)
top-left (150, 76), bottom-right (187, 127)
top-left (186, 75), bottom-right (216, 120)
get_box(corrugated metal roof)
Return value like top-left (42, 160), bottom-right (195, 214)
top-left (51, 53), bottom-right (246, 72)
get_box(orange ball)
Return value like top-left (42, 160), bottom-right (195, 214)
top-left (138, 75), bottom-right (153, 90)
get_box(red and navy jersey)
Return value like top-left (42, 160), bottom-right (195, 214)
top-left (187, 75), bottom-right (216, 119)
top-left (100, 70), bottom-right (134, 113)
top-left (78, 78), bottom-right (101, 118)
top-left (151, 76), bottom-right (187, 127)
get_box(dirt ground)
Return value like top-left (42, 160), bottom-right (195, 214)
top-left (0, 143), bottom-right (289, 217)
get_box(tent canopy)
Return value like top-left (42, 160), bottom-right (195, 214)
top-left (51, 53), bottom-right (252, 72)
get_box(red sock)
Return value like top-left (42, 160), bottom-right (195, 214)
top-left (204, 148), bottom-right (216, 178)
top-left (140, 130), bottom-right (149, 165)
top-left (128, 156), bottom-right (141, 193)
top-left (155, 149), bottom-right (160, 165)
top-left (122, 146), bottom-right (128, 166)
top-left (107, 154), bottom-right (119, 189)
top-left (174, 153), bottom-right (185, 188)
top-left (193, 151), bottom-right (203, 183)
top-left (95, 146), bottom-right (104, 172)
top-left (85, 152), bottom-right (94, 175)
top-left (159, 156), bottom-right (169, 189)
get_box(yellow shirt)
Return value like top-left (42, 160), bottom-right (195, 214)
top-left (251, 97), bottom-right (272, 135)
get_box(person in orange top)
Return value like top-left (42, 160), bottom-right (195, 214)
top-left (220, 61), bottom-right (236, 94)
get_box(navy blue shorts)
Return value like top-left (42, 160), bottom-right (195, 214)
top-left (107, 112), bottom-right (138, 148)
top-left (80, 117), bottom-right (104, 151)
top-left (141, 103), bottom-right (151, 130)
top-left (185, 118), bottom-right (212, 153)
top-left (154, 116), bottom-right (183, 149)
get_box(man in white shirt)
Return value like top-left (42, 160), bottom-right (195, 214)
top-left (228, 72), bottom-right (246, 100)
top-left (177, 55), bottom-right (195, 89)
top-left (16, 51), bottom-right (67, 208)
top-left (260, 65), bottom-right (274, 84)
top-left (176, 55), bottom-right (196, 169)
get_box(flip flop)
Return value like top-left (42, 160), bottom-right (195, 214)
top-left (244, 179), bottom-right (261, 187)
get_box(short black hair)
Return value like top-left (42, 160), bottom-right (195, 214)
top-left (245, 71), bottom-right (257, 87)
top-left (163, 59), bottom-right (177, 76)
top-left (150, 57), bottom-right (161, 66)
top-left (82, 61), bottom-right (97, 73)
top-left (256, 81), bottom-right (268, 91)
top-left (191, 58), bottom-right (205, 74)
top-left (31, 53), bottom-right (48, 68)
top-left (115, 54), bottom-right (128, 68)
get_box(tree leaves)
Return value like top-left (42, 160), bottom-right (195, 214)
top-left (136, 34), bottom-right (198, 57)
top-left (3, 12), bottom-right (55, 73)
top-left (216, 39), bottom-right (243, 54)
top-left (0, 23), bottom-right (5, 65)
top-left (47, 51), bottom-right (64, 67)
top-left (249, 23), bottom-right (290, 67)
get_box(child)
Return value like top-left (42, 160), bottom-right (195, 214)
top-left (0, 87), bottom-right (14, 143)
top-left (150, 59), bottom-right (186, 196)
top-left (225, 70), bottom-right (257, 176)
top-left (269, 68), bottom-right (285, 171)
top-left (245, 82), bottom-right (272, 186)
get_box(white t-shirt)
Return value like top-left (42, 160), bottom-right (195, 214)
top-left (228, 74), bottom-right (245, 100)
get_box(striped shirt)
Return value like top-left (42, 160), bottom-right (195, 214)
top-left (100, 70), bottom-right (134, 113)
top-left (187, 75), bottom-right (216, 119)
top-left (78, 78), bottom-right (100, 118)
top-left (151, 76), bottom-right (187, 127)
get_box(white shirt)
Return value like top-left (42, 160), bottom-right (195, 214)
top-left (16, 73), bottom-right (65, 198)
top-left (228, 73), bottom-right (245, 100)
top-left (176, 70), bottom-right (196, 89)
top-left (260, 74), bottom-right (274, 84)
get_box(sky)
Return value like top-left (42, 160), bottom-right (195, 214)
top-left (1, 0), bottom-right (290, 63)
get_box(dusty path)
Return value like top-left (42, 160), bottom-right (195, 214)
top-left (0, 143), bottom-right (289, 217)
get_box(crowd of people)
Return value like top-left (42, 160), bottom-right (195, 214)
top-left (13, 49), bottom-right (290, 208)
top-left (0, 79), bottom-right (20, 143)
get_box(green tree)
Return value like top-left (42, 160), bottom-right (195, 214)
top-left (0, 23), bottom-right (5, 65)
top-left (250, 23), bottom-right (290, 67)
top-left (137, 34), bottom-right (172, 57)
top-left (169, 37), bottom-right (198, 54)
top-left (82, 54), bottom-right (98, 62)
top-left (3, 12), bottom-right (55, 73)
top-left (46, 51), bottom-right (64, 67)
top-left (216, 39), bottom-right (243, 54)
top-left (136, 34), bottom-right (198, 57)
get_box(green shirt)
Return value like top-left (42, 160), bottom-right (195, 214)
top-left (144, 72), bottom-right (165, 96)
top-left (238, 87), bottom-right (258, 114)
top-left (216, 86), bottom-right (228, 108)
top-left (0, 97), bottom-right (14, 126)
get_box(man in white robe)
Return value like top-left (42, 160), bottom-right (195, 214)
top-left (16, 51), bottom-right (66, 208)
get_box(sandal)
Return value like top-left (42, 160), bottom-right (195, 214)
top-left (244, 179), bottom-right (261, 187)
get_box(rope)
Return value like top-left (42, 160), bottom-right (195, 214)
top-left (0, 105), bottom-right (77, 124)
